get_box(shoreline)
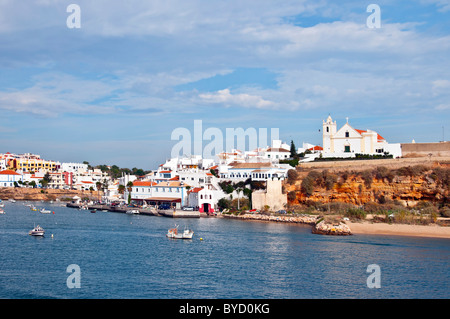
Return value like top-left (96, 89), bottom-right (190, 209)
top-left (346, 221), bottom-right (450, 239)
top-left (222, 213), bottom-right (450, 239)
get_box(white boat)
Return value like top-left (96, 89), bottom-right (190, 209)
top-left (40, 208), bottom-right (51, 214)
top-left (166, 225), bottom-right (194, 239)
top-left (126, 209), bottom-right (140, 214)
top-left (0, 208), bottom-right (5, 214)
top-left (0, 203), bottom-right (4, 207)
top-left (29, 225), bottom-right (45, 236)
top-left (8, 199), bottom-right (16, 203)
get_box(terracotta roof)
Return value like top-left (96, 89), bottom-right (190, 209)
top-left (229, 162), bottom-right (273, 169)
top-left (355, 129), bottom-right (385, 141)
top-left (155, 181), bottom-right (190, 187)
top-left (308, 146), bottom-right (323, 151)
top-left (266, 147), bottom-right (290, 152)
top-left (0, 169), bottom-right (20, 175)
top-left (189, 187), bottom-right (204, 193)
top-left (133, 181), bottom-right (157, 186)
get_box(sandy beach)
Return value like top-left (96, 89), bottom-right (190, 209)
top-left (346, 221), bottom-right (450, 239)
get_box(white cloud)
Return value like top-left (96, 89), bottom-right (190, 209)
top-left (199, 89), bottom-right (276, 109)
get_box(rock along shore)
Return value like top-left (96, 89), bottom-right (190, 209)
top-left (312, 220), bottom-right (353, 236)
top-left (223, 213), bottom-right (353, 236)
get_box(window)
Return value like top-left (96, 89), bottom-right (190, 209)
top-left (345, 131), bottom-right (349, 138)
top-left (344, 145), bottom-right (351, 153)
top-left (326, 127), bottom-right (329, 133)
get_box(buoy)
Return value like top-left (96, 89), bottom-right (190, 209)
top-left (51, 234), bottom-right (54, 238)
top-left (200, 238), bottom-right (203, 241)
top-left (52, 211), bottom-right (55, 214)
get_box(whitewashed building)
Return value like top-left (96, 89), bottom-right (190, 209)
top-left (0, 169), bottom-right (22, 187)
top-left (187, 187), bottom-right (215, 213)
top-left (129, 180), bottom-right (190, 208)
top-left (322, 116), bottom-right (402, 158)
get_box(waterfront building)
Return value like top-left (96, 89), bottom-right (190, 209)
top-left (129, 180), bottom-right (190, 208)
top-left (252, 178), bottom-right (287, 212)
top-left (0, 169), bottom-right (23, 187)
top-left (187, 187), bottom-right (215, 213)
top-left (322, 115), bottom-right (402, 158)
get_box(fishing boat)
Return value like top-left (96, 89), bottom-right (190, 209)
top-left (90, 209), bottom-right (97, 213)
top-left (8, 199), bottom-right (16, 203)
top-left (0, 203), bottom-right (4, 207)
top-left (40, 208), bottom-right (51, 214)
top-left (126, 209), bottom-right (140, 214)
top-left (31, 206), bottom-right (38, 211)
top-left (29, 225), bottom-right (45, 236)
top-left (166, 225), bottom-right (194, 239)
top-left (0, 208), bottom-right (5, 214)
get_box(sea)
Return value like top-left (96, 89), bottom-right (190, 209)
top-left (0, 200), bottom-right (449, 299)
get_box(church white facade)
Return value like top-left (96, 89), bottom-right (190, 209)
top-left (322, 116), bottom-right (402, 158)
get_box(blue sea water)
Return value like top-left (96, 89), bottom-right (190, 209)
top-left (0, 201), bottom-right (448, 299)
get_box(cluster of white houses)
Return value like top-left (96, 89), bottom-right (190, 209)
top-left (0, 152), bottom-right (112, 193)
top-left (125, 140), bottom-right (293, 213)
top-left (1, 116), bottom-right (404, 212)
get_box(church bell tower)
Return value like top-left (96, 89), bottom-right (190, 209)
top-left (322, 115), bottom-right (336, 153)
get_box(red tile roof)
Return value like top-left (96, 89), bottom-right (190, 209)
top-left (0, 169), bottom-right (20, 175)
top-left (189, 187), bottom-right (204, 193)
top-left (355, 129), bottom-right (385, 141)
top-left (133, 181), bottom-right (157, 187)
top-left (308, 146), bottom-right (323, 151)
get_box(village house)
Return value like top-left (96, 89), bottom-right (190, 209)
top-left (187, 187), bottom-right (215, 213)
top-left (0, 169), bottom-right (23, 187)
top-left (129, 180), bottom-right (190, 209)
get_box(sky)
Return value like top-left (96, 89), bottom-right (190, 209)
top-left (0, 0), bottom-right (449, 169)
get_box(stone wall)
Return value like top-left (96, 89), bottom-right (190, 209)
top-left (401, 142), bottom-right (450, 157)
top-left (252, 179), bottom-right (287, 212)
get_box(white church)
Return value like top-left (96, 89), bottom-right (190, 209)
top-left (322, 116), bottom-right (402, 158)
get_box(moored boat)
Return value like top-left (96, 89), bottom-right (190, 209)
top-left (126, 209), bottom-right (140, 214)
top-left (166, 225), bottom-right (194, 239)
top-left (40, 208), bottom-right (51, 214)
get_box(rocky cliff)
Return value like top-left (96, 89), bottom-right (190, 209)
top-left (0, 187), bottom-right (100, 202)
top-left (285, 164), bottom-right (449, 207)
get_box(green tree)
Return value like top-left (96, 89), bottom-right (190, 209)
top-left (290, 140), bottom-right (298, 159)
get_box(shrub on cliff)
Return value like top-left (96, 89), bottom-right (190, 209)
top-left (361, 170), bottom-right (373, 189)
top-left (287, 169), bottom-right (298, 184)
top-left (301, 177), bottom-right (314, 196)
top-left (345, 208), bottom-right (366, 220)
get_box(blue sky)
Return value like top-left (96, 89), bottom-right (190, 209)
top-left (0, 0), bottom-right (449, 169)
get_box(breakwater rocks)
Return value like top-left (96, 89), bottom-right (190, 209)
top-left (312, 220), bottom-right (353, 236)
top-left (223, 213), bottom-right (318, 225)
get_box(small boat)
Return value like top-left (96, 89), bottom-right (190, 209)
top-left (0, 208), bottom-right (5, 214)
top-left (40, 208), bottom-right (51, 214)
top-left (31, 206), bottom-right (38, 211)
top-left (126, 209), bottom-right (140, 214)
top-left (166, 225), bottom-right (194, 239)
top-left (0, 203), bottom-right (4, 207)
top-left (8, 199), bottom-right (16, 203)
top-left (29, 225), bottom-right (45, 236)
top-left (90, 209), bottom-right (97, 213)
